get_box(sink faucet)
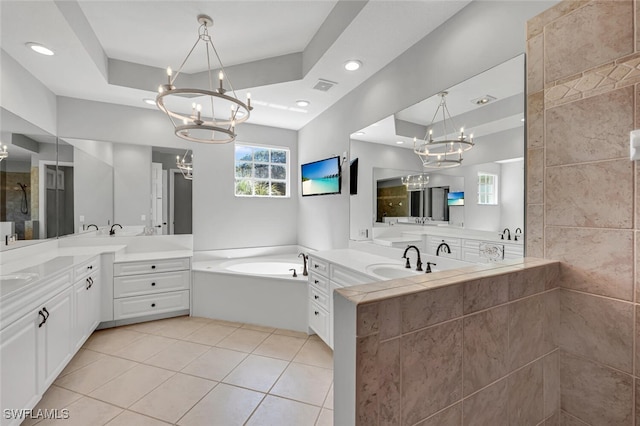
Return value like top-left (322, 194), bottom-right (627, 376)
top-left (109, 223), bottom-right (122, 236)
top-left (87, 224), bottom-right (98, 231)
top-left (402, 245), bottom-right (423, 272)
top-left (514, 227), bottom-right (522, 241)
top-left (298, 253), bottom-right (308, 276)
top-left (500, 228), bottom-right (511, 240)
top-left (436, 242), bottom-right (451, 256)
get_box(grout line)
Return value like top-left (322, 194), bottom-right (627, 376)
top-left (560, 348), bottom-right (635, 378)
top-left (559, 287), bottom-right (636, 305)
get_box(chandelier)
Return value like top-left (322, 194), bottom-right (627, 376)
top-left (413, 92), bottom-right (474, 169)
top-left (176, 150), bottom-right (193, 180)
top-left (156, 14), bottom-right (252, 144)
top-left (401, 173), bottom-right (429, 191)
top-left (0, 145), bottom-right (7, 162)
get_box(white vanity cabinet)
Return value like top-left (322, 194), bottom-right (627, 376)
top-left (307, 256), bottom-right (373, 349)
top-left (0, 271), bottom-right (74, 426)
top-left (113, 257), bottom-right (190, 322)
top-left (426, 235), bottom-right (461, 259)
top-left (461, 239), bottom-right (524, 263)
top-left (73, 257), bottom-right (101, 350)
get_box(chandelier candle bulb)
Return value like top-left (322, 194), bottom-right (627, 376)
top-left (167, 67), bottom-right (172, 84)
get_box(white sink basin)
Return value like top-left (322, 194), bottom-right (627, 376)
top-left (365, 263), bottom-right (423, 280)
top-left (0, 272), bottom-right (40, 286)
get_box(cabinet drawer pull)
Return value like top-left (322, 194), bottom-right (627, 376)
top-left (314, 311), bottom-right (319, 315)
top-left (86, 278), bottom-right (91, 289)
top-left (314, 295), bottom-right (319, 300)
top-left (314, 264), bottom-right (319, 268)
top-left (314, 280), bottom-right (319, 284)
top-left (151, 282), bottom-right (156, 286)
top-left (42, 307), bottom-right (50, 320)
top-left (151, 303), bottom-right (156, 307)
top-left (38, 310), bottom-right (46, 327)
top-left (87, 265), bottom-right (93, 270)
top-left (151, 265), bottom-right (156, 269)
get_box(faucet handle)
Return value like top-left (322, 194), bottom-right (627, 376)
top-left (404, 257), bottom-right (411, 269)
top-left (289, 268), bottom-right (298, 278)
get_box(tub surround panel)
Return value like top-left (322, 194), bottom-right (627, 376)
top-left (462, 274), bottom-right (509, 314)
top-left (545, 87), bottom-right (633, 166)
top-left (544, 351), bottom-right (561, 419)
top-left (559, 289), bottom-right (634, 373)
top-left (416, 403), bottom-right (461, 426)
top-left (400, 284), bottom-right (463, 333)
top-left (560, 351), bottom-right (634, 425)
top-left (462, 378), bottom-right (508, 426)
top-left (545, 227), bottom-right (634, 301)
top-left (508, 265), bottom-right (546, 300)
top-left (508, 294), bottom-right (545, 371)
top-left (508, 359), bottom-right (544, 425)
top-left (543, 1), bottom-right (633, 84)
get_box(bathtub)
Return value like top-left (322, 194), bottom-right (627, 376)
top-left (191, 247), bottom-right (309, 332)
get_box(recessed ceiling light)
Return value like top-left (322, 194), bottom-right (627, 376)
top-left (471, 94), bottom-right (496, 105)
top-left (344, 60), bottom-right (362, 71)
top-left (354, 131), bottom-right (365, 136)
top-left (143, 98), bottom-right (156, 105)
top-left (296, 100), bottom-right (310, 107)
top-left (396, 141), bottom-right (404, 144)
top-left (26, 42), bottom-right (54, 56)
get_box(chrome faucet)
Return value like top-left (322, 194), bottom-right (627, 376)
top-left (436, 242), bottom-right (451, 256)
top-left (109, 223), bottom-right (122, 236)
top-left (87, 224), bottom-right (98, 231)
top-left (402, 245), bottom-right (423, 271)
top-left (298, 253), bottom-right (308, 276)
top-left (500, 228), bottom-right (511, 240)
top-left (514, 227), bottom-right (522, 241)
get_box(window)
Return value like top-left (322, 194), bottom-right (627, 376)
top-left (478, 172), bottom-right (498, 205)
top-left (235, 144), bottom-right (289, 197)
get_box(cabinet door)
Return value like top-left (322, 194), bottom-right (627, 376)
top-left (0, 313), bottom-right (39, 426)
top-left (89, 274), bottom-right (101, 332)
top-left (73, 279), bottom-right (90, 351)
top-left (38, 287), bottom-right (74, 392)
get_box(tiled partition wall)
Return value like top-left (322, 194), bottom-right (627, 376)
top-left (526, 1), bottom-right (639, 424)
top-left (335, 259), bottom-right (561, 425)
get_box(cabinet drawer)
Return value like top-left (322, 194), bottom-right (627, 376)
top-left (74, 256), bottom-right (100, 281)
top-left (427, 236), bottom-right (461, 248)
top-left (308, 272), bottom-right (329, 293)
top-left (504, 244), bottom-right (524, 260)
top-left (114, 257), bottom-right (190, 276)
top-left (308, 301), bottom-right (329, 341)
top-left (114, 270), bottom-right (190, 298)
top-left (308, 284), bottom-right (329, 311)
top-left (113, 290), bottom-right (190, 320)
top-left (330, 265), bottom-right (374, 287)
top-left (308, 257), bottom-right (329, 276)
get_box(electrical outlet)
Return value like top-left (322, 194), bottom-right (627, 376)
top-left (79, 215), bottom-right (85, 222)
top-left (359, 229), bottom-right (368, 238)
top-left (141, 214), bottom-right (146, 221)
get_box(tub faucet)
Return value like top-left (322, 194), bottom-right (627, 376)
top-left (298, 253), bottom-right (308, 276)
top-left (87, 224), bottom-right (98, 231)
top-left (109, 223), bottom-right (122, 236)
top-left (289, 268), bottom-right (298, 278)
top-left (436, 242), bottom-right (451, 256)
top-left (500, 228), bottom-right (511, 240)
top-left (514, 227), bottom-right (522, 241)
top-left (402, 245), bottom-right (423, 271)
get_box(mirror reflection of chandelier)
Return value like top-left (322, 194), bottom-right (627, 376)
top-left (401, 173), bottom-right (429, 191)
top-left (176, 150), bottom-right (193, 180)
top-left (0, 145), bottom-right (7, 162)
top-left (413, 91), bottom-right (474, 169)
top-left (156, 14), bottom-right (252, 144)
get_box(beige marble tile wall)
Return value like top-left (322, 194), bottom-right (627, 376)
top-left (340, 259), bottom-right (561, 425)
top-left (526, 1), bottom-right (639, 424)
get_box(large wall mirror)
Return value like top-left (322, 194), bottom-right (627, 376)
top-left (349, 54), bottom-right (525, 240)
top-left (1, 109), bottom-right (193, 249)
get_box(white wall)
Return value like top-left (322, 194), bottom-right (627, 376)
top-left (500, 159), bottom-right (525, 232)
top-left (456, 162), bottom-right (502, 232)
top-left (298, 1), bottom-right (552, 250)
top-left (192, 123), bottom-right (298, 251)
top-left (113, 143), bottom-right (151, 227)
top-left (73, 147), bottom-right (114, 230)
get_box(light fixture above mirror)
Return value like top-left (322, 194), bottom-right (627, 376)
top-left (176, 150), bottom-right (193, 180)
top-left (401, 173), bottom-right (429, 191)
top-left (0, 145), bottom-right (8, 162)
top-left (156, 14), bottom-right (253, 144)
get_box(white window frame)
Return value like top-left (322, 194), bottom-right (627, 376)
top-left (477, 172), bottom-right (498, 205)
top-left (234, 143), bottom-right (290, 198)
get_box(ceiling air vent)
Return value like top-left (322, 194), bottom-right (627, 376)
top-left (313, 79), bottom-right (338, 92)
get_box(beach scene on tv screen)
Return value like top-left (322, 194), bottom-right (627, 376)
top-left (302, 158), bottom-right (339, 195)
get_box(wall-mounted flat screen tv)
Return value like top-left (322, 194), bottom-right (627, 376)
top-left (349, 158), bottom-right (358, 195)
top-left (301, 156), bottom-right (341, 197)
top-left (447, 191), bottom-right (464, 206)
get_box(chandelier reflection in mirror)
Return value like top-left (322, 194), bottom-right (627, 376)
top-left (176, 150), bottom-right (193, 180)
top-left (413, 92), bottom-right (474, 169)
top-left (156, 14), bottom-right (252, 144)
top-left (401, 173), bottom-right (429, 191)
top-left (0, 145), bottom-right (7, 162)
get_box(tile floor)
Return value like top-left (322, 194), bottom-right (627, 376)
top-left (24, 316), bottom-right (334, 426)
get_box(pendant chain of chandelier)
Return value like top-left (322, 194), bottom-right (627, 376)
top-left (156, 14), bottom-right (252, 144)
top-left (413, 92), bottom-right (474, 169)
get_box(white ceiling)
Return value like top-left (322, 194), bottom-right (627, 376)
top-left (0, 0), bottom-right (473, 135)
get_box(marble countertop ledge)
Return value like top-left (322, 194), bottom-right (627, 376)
top-left (114, 249), bottom-right (193, 263)
top-left (335, 257), bottom-right (557, 305)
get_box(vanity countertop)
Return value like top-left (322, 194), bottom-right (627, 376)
top-left (114, 249), bottom-right (193, 263)
top-left (393, 225), bottom-right (524, 245)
